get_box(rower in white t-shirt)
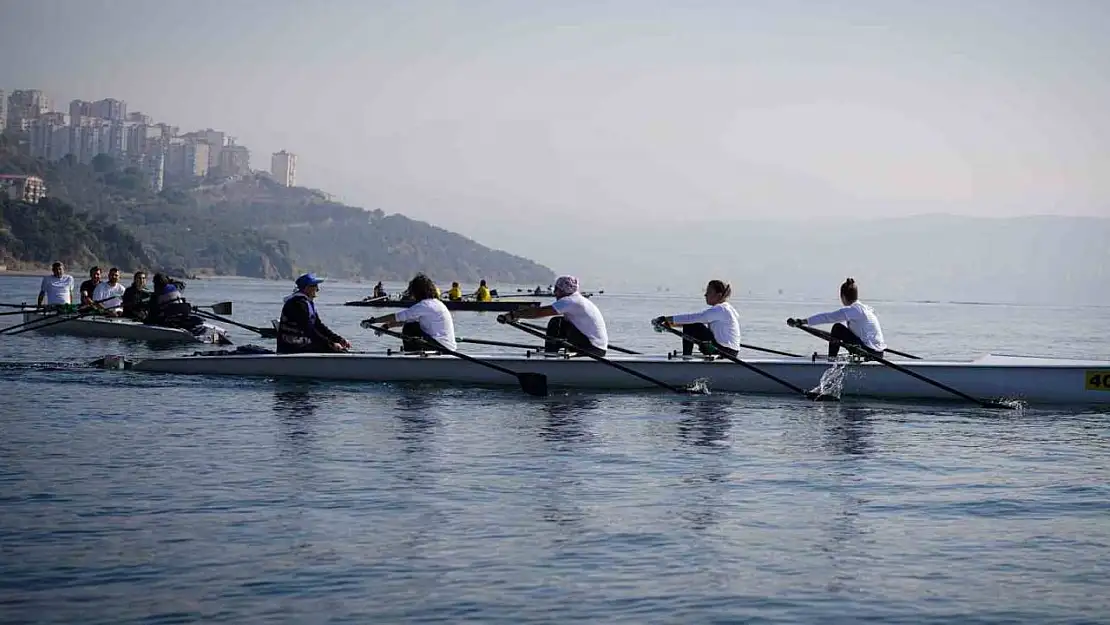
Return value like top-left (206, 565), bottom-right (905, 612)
top-left (91, 267), bottom-right (127, 316)
top-left (788, 277), bottom-right (886, 360)
top-left (37, 261), bottom-right (75, 307)
top-left (498, 275), bottom-right (608, 356)
top-left (653, 279), bottom-right (741, 357)
top-left (361, 273), bottom-right (457, 352)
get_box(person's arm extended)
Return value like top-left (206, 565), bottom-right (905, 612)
top-left (504, 304), bottom-right (557, 322)
top-left (658, 306), bottom-right (716, 327)
top-left (805, 306), bottom-right (851, 326)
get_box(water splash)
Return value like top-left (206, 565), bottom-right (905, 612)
top-left (811, 360), bottom-right (847, 399)
top-left (686, 378), bottom-right (712, 395)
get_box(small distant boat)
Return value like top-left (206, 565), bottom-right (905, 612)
top-left (343, 297), bottom-right (541, 312)
top-left (16, 309), bottom-right (231, 344)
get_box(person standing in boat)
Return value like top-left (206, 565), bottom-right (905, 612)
top-left (497, 275), bottom-right (608, 357)
top-left (277, 273), bottom-right (351, 354)
top-left (361, 273), bottom-right (457, 352)
top-left (122, 271), bottom-right (149, 321)
top-left (473, 279), bottom-right (492, 302)
top-left (91, 267), bottom-right (126, 317)
top-left (37, 261), bottom-right (75, 309)
top-left (652, 279), bottom-right (741, 358)
top-left (79, 266), bottom-right (102, 307)
top-left (787, 277), bottom-right (886, 360)
top-left (146, 273), bottom-right (202, 330)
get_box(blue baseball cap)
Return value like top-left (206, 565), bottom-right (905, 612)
top-left (295, 273), bottom-right (325, 290)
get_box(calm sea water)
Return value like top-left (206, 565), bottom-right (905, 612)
top-left (1, 274), bottom-right (1108, 624)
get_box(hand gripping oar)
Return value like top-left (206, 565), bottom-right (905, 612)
top-left (503, 318), bottom-right (707, 395)
top-left (362, 321), bottom-right (548, 397)
top-left (791, 323), bottom-right (1014, 409)
top-left (510, 320), bottom-right (641, 355)
top-left (193, 307), bottom-right (277, 339)
top-left (654, 322), bottom-right (836, 401)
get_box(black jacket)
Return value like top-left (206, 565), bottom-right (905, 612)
top-left (122, 285), bottom-right (149, 320)
top-left (277, 294), bottom-right (344, 354)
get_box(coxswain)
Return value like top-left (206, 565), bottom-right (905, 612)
top-left (787, 277), bottom-right (886, 360)
top-left (122, 271), bottom-right (149, 320)
top-left (146, 273), bottom-right (201, 329)
top-left (276, 273), bottom-right (351, 354)
top-left (653, 279), bottom-right (741, 357)
top-left (91, 267), bottom-right (126, 317)
top-left (447, 281), bottom-right (463, 301)
top-left (79, 266), bottom-right (102, 307)
top-left (497, 275), bottom-right (608, 356)
top-left (37, 261), bottom-right (75, 309)
top-left (474, 279), bottom-right (492, 302)
top-left (361, 273), bottom-right (456, 353)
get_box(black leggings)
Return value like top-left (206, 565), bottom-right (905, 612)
top-left (401, 322), bottom-right (448, 352)
top-left (545, 317), bottom-right (606, 357)
top-left (828, 322), bottom-right (883, 359)
top-left (681, 323), bottom-right (739, 357)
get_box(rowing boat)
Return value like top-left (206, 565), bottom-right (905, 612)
top-left (344, 298), bottom-right (542, 312)
top-left (18, 309), bottom-right (231, 344)
top-left (117, 349), bottom-right (1110, 405)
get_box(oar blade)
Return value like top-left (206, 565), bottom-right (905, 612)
top-left (517, 372), bottom-right (549, 397)
top-left (208, 301), bottom-right (233, 315)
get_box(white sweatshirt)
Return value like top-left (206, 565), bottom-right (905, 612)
top-left (806, 301), bottom-right (887, 351)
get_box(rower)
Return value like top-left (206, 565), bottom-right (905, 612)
top-left (447, 281), bottom-right (463, 301)
top-left (37, 261), bottom-right (75, 309)
top-left (362, 273), bottom-right (456, 353)
top-left (122, 271), bottom-right (149, 320)
top-left (787, 277), bottom-right (886, 361)
top-left (497, 275), bottom-right (608, 357)
top-left (474, 279), bottom-right (492, 302)
top-left (79, 266), bottom-right (102, 307)
top-left (372, 281), bottom-right (387, 299)
top-left (91, 267), bottom-right (126, 317)
top-left (146, 273), bottom-right (202, 330)
top-left (276, 273), bottom-right (351, 354)
top-left (653, 279), bottom-right (740, 358)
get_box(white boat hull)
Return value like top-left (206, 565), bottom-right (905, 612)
top-left (19, 310), bottom-right (229, 344)
top-left (126, 350), bottom-right (1110, 405)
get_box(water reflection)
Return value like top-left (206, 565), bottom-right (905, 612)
top-left (272, 384), bottom-right (321, 452)
top-left (817, 403), bottom-right (875, 458)
top-left (675, 397), bottom-right (735, 449)
top-left (674, 397), bottom-right (738, 531)
top-left (540, 396), bottom-right (600, 444)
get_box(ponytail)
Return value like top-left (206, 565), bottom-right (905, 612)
top-left (840, 277), bottom-right (858, 303)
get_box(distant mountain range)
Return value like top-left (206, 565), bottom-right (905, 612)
top-left (0, 135), bottom-right (554, 283)
top-left (461, 214), bottom-right (1110, 306)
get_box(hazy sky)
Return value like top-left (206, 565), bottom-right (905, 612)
top-left (2, 0), bottom-right (1108, 233)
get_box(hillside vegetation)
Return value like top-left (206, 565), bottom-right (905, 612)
top-left (0, 133), bottom-right (554, 283)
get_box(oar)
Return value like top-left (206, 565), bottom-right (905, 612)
top-left (196, 301), bottom-right (232, 315)
top-left (362, 321), bottom-right (548, 397)
top-left (792, 323), bottom-right (1014, 409)
top-left (654, 323), bottom-right (835, 401)
top-left (511, 320), bottom-right (641, 355)
top-left (2, 304), bottom-right (107, 336)
top-left (886, 348), bottom-right (921, 360)
top-left (0, 298), bottom-right (111, 336)
top-left (0, 302), bottom-right (31, 309)
top-left (504, 319), bottom-right (706, 395)
top-left (458, 337), bottom-right (544, 350)
top-left (193, 308), bottom-right (277, 338)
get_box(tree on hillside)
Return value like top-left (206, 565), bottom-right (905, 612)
top-left (91, 153), bottom-right (117, 173)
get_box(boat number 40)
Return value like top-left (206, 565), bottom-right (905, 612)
top-left (1086, 370), bottom-right (1110, 391)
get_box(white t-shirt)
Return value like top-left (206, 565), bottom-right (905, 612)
top-left (671, 302), bottom-right (742, 351)
top-left (551, 292), bottom-right (609, 351)
top-left (39, 274), bottom-right (75, 305)
top-left (806, 301), bottom-right (887, 351)
top-left (92, 282), bottom-right (126, 311)
top-left (395, 298), bottom-right (457, 351)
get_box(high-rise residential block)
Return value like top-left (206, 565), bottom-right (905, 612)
top-left (271, 150), bottom-right (297, 187)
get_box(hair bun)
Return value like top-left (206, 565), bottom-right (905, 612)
top-left (845, 277), bottom-right (855, 285)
